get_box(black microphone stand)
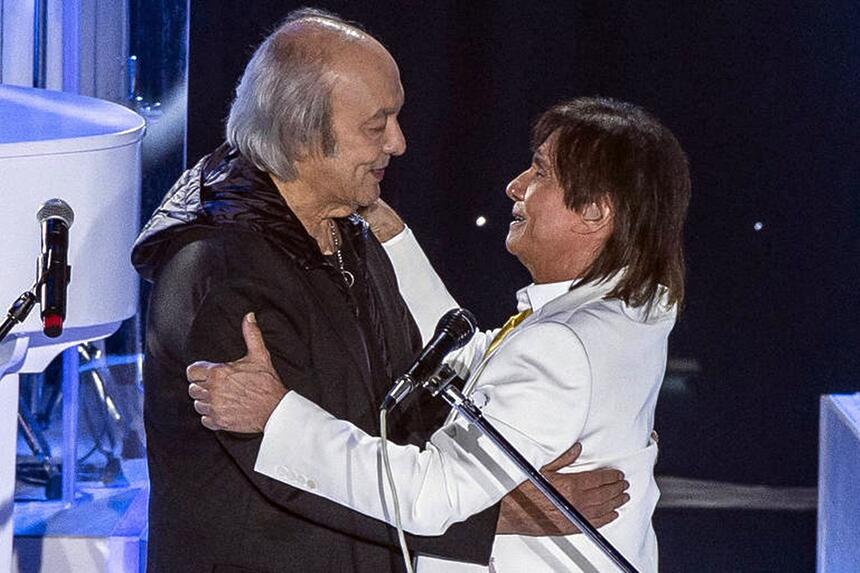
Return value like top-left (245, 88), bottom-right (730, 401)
top-left (420, 364), bottom-right (640, 573)
top-left (0, 279), bottom-right (42, 344)
top-left (1, 246), bottom-right (58, 344)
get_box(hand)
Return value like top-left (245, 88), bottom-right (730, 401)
top-left (496, 443), bottom-right (629, 536)
top-left (358, 198), bottom-right (406, 243)
top-left (186, 312), bottom-right (287, 433)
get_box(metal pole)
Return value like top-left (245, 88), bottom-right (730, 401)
top-left (61, 345), bottom-right (79, 505)
top-left (32, 0), bottom-right (47, 88)
top-left (0, 0), bottom-right (5, 84)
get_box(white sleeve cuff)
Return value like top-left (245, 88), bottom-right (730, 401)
top-left (380, 225), bottom-right (411, 248)
top-left (255, 392), bottom-right (326, 491)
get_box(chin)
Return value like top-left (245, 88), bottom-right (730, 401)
top-left (357, 185), bottom-right (381, 207)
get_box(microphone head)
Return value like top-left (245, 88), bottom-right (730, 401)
top-left (435, 308), bottom-right (478, 351)
top-left (37, 198), bottom-right (75, 228)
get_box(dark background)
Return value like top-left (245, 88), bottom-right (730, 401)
top-left (184, 1), bottom-right (860, 491)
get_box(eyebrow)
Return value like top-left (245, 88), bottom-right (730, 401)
top-left (367, 93), bottom-right (405, 120)
top-left (532, 153), bottom-right (549, 171)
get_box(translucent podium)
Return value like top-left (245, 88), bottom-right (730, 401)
top-left (818, 394), bottom-right (860, 572)
top-left (0, 85), bottom-right (144, 572)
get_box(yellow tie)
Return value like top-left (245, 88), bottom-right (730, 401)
top-left (486, 309), bottom-right (533, 355)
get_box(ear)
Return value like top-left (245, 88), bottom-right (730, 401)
top-left (581, 202), bottom-right (603, 221)
top-left (573, 197), bottom-right (613, 234)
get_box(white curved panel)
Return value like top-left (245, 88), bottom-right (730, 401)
top-left (0, 86), bottom-right (144, 338)
top-left (0, 85), bottom-right (144, 155)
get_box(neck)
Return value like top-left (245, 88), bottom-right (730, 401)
top-left (528, 242), bottom-right (603, 284)
top-left (269, 175), bottom-right (353, 254)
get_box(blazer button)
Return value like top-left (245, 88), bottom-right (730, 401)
top-left (471, 390), bottom-right (489, 409)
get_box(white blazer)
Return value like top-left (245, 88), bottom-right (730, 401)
top-left (255, 228), bottom-right (675, 572)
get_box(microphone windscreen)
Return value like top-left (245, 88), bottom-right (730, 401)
top-left (37, 198), bottom-right (75, 227)
top-left (435, 308), bottom-right (477, 350)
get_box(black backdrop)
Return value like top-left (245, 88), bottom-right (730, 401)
top-left (186, 1), bottom-right (859, 486)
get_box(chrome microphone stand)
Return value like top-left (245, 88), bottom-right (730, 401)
top-left (421, 364), bottom-right (639, 573)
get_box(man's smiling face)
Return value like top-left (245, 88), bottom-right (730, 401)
top-left (295, 40), bottom-right (406, 212)
top-left (505, 133), bottom-right (600, 283)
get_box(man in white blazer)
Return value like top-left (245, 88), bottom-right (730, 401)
top-left (188, 97), bottom-right (690, 572)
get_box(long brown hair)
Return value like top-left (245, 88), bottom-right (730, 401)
top-left (533, 97), bottom-right (691, 311)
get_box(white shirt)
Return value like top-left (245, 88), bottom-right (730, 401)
top-left (255, 228), bottom-right (675, 572)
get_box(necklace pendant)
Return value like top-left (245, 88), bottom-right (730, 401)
top-left (341, 269), bottom-right (355, 288)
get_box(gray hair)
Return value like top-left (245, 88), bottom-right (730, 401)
top-left (226, 8), bottom-right (368, 181)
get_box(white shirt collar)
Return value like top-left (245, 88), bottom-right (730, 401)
top-left (516, 280), bottom-right (574, 312)
top-left (515, 272), bottom-right (625, 313)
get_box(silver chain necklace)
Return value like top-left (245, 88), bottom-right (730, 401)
top-left (329, 220), bottom-right (355, 288)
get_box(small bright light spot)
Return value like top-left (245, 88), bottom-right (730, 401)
top-left (475, 216), bottom-right (487, 227)
top-left (753, 221), bottom-right (764, 231)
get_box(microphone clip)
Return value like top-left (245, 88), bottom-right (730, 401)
top-left (380, 364), bottom-right (463, 413)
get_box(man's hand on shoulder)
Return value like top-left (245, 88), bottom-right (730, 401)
top-left (496, 443), bottom-right (630, 536)
top-left (359, 199), bottom-right (406, 243)
top-left (187, 312), bottom-right (287, 433)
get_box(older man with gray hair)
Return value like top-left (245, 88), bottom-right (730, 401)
top-left (133, 8), bottom-right (626, 573)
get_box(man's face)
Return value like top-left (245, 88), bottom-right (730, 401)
top-left (296, 44), bottom-right (406, 212)
top-left (505, 135), bottom-right (587, 283)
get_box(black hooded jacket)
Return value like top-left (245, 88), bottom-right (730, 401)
top-left (131, 145), bottom-right (498, 573)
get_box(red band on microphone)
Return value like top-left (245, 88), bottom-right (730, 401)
top-left (43, 313), bottom-right (63, 338)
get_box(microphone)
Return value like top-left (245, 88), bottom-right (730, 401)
top-left (36, 199), bottom-right (74, 338)
top-left (381, 308), bottom-right (477, 412)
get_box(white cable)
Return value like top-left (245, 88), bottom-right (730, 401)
top-left (380, 408), bottom-right (415, 573)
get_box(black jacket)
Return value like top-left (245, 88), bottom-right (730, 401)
top-left (132, 145), bottom-right (498, 573)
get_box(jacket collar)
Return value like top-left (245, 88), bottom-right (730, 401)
top-left (199, 144), bottom-right (368, 271)
top-left (132, 143), bottom-right (369, 281)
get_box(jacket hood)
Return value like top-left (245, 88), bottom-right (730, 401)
top-left (131, 143), bottom-right (367, 282)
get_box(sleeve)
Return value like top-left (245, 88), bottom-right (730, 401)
top-left (383, 226), bottom-right (495, 378)
top-left (187, 279), bottom-right (499, 564)
top-left (255, 320), bottom-right (593, 536)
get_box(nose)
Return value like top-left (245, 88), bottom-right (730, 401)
top-left (383, 117), bottom-right (407, 156)
top-left (505, 169), bottom-right (529, 201)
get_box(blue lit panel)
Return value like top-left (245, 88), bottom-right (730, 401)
top-left (818, 394), bottom-right (860, 572)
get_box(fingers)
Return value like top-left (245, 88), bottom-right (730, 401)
top-left (548, 467), bottom-right (624, 498)
top-left (577, 479), bottom-right (630, 507)
top-left (542, 442), bottom-right (582, 472)
top-left (588, 510), bottom-right (619, 530)
top-left (193, 399), bottom-right (212, 416)
top-left (186, 360), bottom-right (218, 382)
top-left (241, 313), bottom-right (272, 365)
top-left (602, 479), bottom-right (630, 500)
top-left (201, 415), bottom-right (221, 431)
top-left (187, 383), bottom-right (210, 401)
top-left (579, 468), bottom-right (626, 490)
top-left (582, 491), bottom-right (630, 520)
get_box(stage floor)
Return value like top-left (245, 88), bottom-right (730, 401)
top-left (13, 459), bottom-right (148, 573)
